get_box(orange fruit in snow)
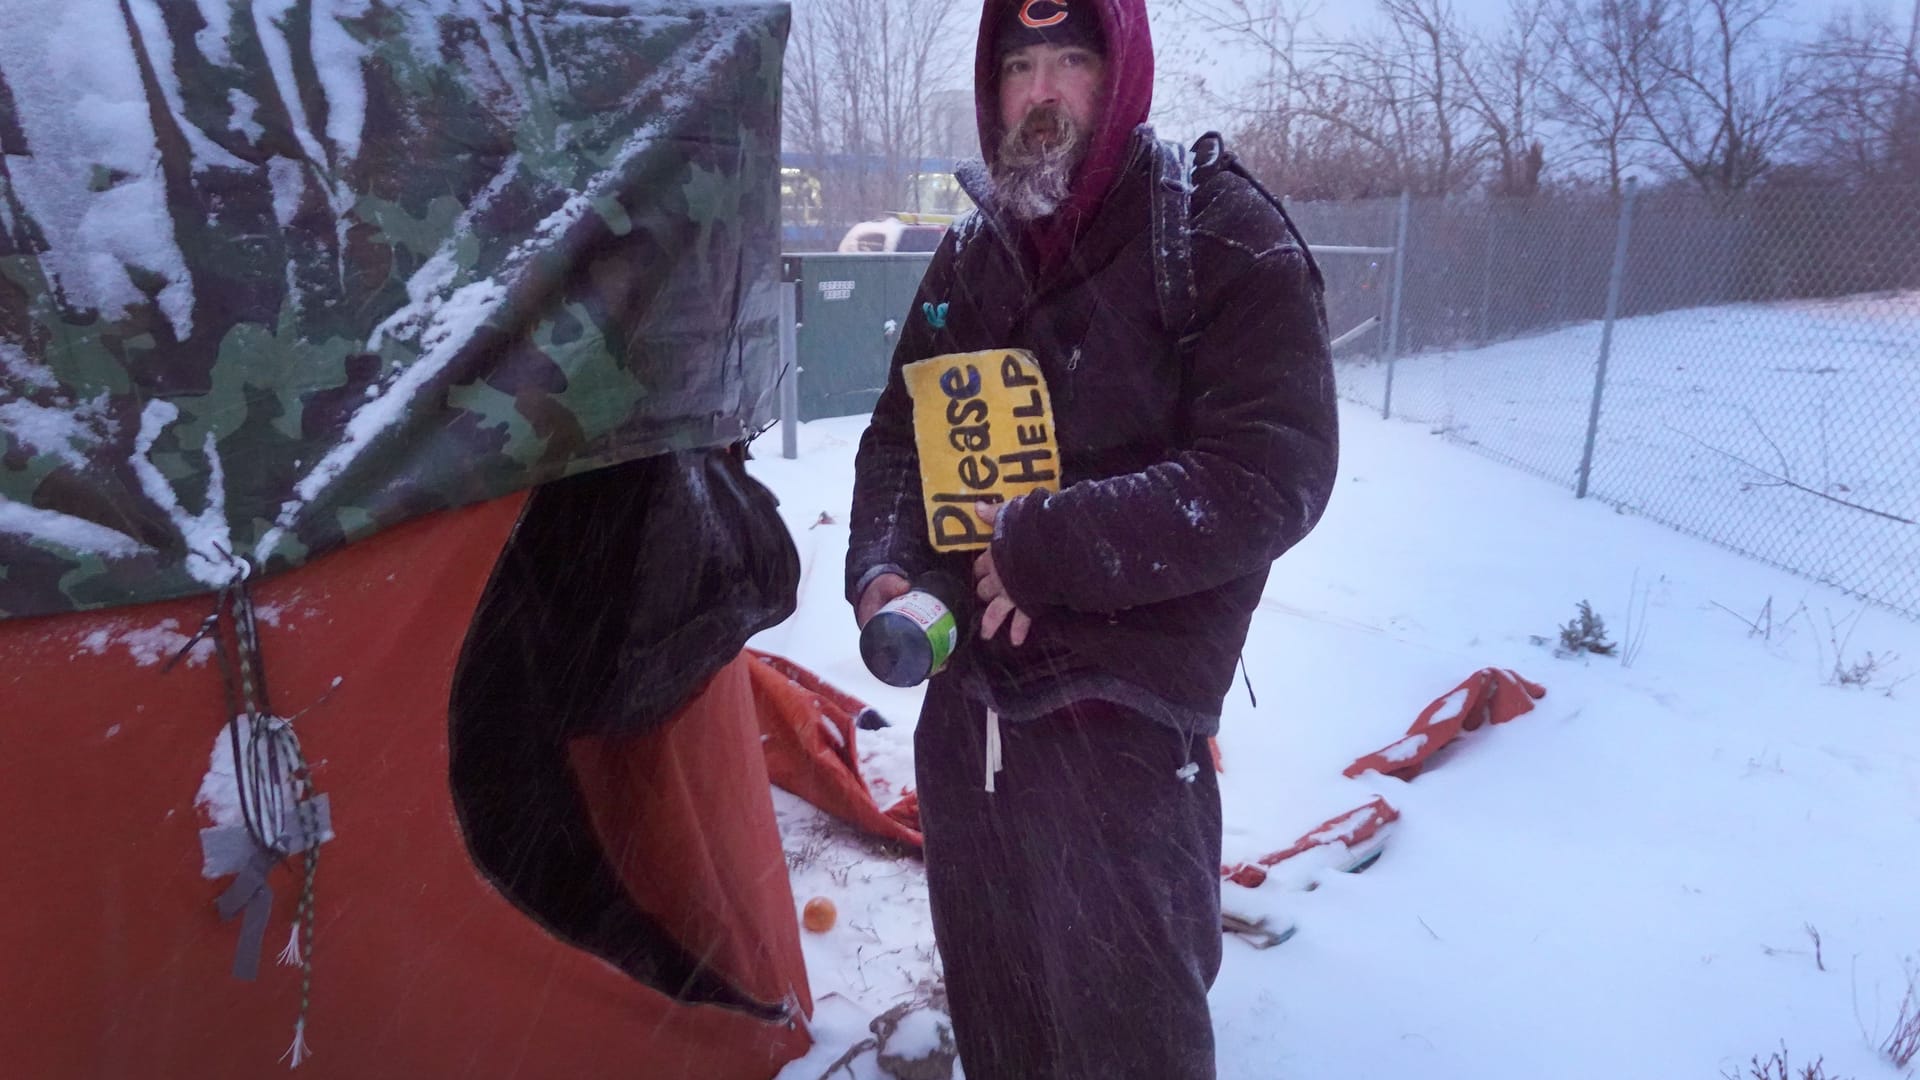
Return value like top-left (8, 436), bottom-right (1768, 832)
top-left (802, 897), bottom-right (837, 933)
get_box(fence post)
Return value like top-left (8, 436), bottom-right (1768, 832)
top-left (1479, 204), bottom-right (1494, 344)
top-left (778, 279), bottom-right (800, 461)
top-left (1382, 190), bottom-right (1412, 420)
top-left (1576, 176), bottom-right (1637, 499)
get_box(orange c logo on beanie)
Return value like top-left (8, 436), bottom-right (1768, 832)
top-left (1019, 0), bottom-right (1068, 29)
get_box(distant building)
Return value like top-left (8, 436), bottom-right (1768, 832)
top-left (927, 89), bottom-right (975, 162)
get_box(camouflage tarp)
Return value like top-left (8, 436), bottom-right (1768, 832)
top-left (0, 0), bottom-right (788, 619)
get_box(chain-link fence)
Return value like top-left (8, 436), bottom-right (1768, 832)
top-left (1294, 183), bottom-right (1920, 620)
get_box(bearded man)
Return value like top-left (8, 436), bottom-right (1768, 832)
top-left (845, 1), bottom-right (1339, 1076)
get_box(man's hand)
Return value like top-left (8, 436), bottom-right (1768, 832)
top-left (855, 572), bottom-right (911, 629)
top-left (971, 501), bottom-right (1032, 647)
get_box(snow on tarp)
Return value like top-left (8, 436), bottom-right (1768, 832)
top-left (0, 0), bottom-right (788, 618)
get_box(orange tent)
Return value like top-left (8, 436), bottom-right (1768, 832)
top-left (0, 2), bottom-right (846, 1072)
top-left (0, 494), bottom-right (815, 1079)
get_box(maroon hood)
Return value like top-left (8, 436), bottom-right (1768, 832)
top-left (973, 0), bottom-right (1154, 270)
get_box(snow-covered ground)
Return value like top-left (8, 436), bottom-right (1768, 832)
top-left (748, 395), bottom-right (1920, 1080)
top-left (1338, 290), bottom-right (1920, 619)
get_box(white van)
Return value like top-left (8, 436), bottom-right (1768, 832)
top-left (836, 212), bottom-right (952, 253)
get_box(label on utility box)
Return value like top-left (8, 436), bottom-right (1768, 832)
top-left (902, 349), bottom-right (1060, 553)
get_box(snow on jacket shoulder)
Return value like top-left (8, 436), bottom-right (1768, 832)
top-left (846, 131), bottom-right (1338, 732)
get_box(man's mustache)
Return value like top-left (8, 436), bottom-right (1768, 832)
top-left (1010, 104), bottom-right (1076, 152)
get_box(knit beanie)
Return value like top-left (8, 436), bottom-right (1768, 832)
top-left (993, 0), bottom-right (1104, 59)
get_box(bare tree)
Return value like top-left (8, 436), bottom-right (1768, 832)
top-left (1163, 0), bottom-right (1324, 186)
top-left (1160, 0), bottom-right (1388, 197)
top-left (1548, 0), bottom-right (1656, 195)
top-left (1149, 0), bottom-right (1308, 143)
top-left (1622, 0), bottom-right (1806, 193)
top-left (783, 0), bottom-right (966, 239)
top-left (1264, 66), bottom-right (1408, 198)
top-left (1163, 0), bottom-right (1489, 197)
top-left (1796, 4), bottom-right (1920, 183)
top-left (1454, 0), bottom-right (1559, 195)
top-left (1319, 0), bottom-right (1484, 195)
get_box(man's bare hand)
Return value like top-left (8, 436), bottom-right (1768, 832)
top-left (971, 502), bottom-right (1031, 647)
top-left (856, 572), bottom-right (911, 628)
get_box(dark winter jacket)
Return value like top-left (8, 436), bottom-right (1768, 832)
top-left (845, 2), bottom-right (1338, 736)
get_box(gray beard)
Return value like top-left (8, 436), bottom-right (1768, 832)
top-left (991, 110), bottom-right (1085, 221)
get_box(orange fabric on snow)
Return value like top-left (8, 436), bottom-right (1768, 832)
top-left (1344, 667), bottom-right (1548, 782)
top-left (1223, 667), bottom-right (1545, 889)
top-left (1222, 797), bottom-right (1399, 889)
top-left (747, 650), bottom-right (924, 850)
top-left (882, 789), bottom-right (924, 835)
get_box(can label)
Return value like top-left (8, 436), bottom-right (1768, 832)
top-left (881, 591), bottom-right (959, 675)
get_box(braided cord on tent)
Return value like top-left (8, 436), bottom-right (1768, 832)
top-left (232, 574), bottom-right (321, 1070)
top-left (182, 558), bottom-right (324, 1070)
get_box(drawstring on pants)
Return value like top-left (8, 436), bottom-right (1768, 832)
top-left (984, 709), bottom-right (1003, 793)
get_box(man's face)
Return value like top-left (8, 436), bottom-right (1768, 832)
top-left (991, 42), bottom-right (1106, 220)
top-left (996, 43), bottom-right (1107, 148)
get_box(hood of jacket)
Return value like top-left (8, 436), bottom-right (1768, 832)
top-left (972, 0), bottom-right (1154, 271)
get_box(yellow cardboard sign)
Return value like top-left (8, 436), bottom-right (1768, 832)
top-left (902, 350), bottom-right (1060, 552)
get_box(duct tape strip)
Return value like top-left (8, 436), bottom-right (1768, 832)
top-left (199, 795), bottom-right (333, 980)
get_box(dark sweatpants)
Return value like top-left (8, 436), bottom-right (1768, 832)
top-left (915, 675), bottom-right (1223, 1080)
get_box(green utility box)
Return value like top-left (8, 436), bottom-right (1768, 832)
top-left (784, 253), bottom-right (936, 420)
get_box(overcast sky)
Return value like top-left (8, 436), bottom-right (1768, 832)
top-left (1137, 0), bottom-right (1899, 142)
